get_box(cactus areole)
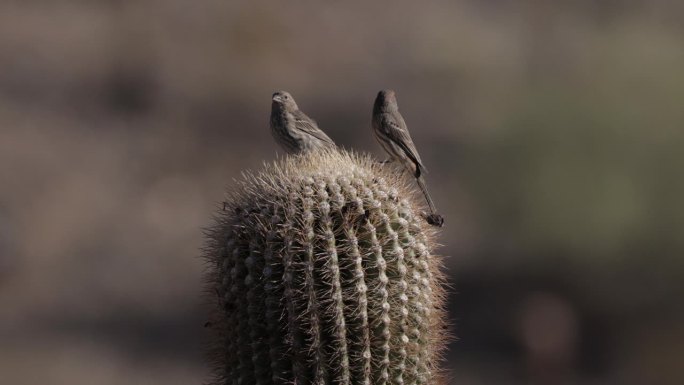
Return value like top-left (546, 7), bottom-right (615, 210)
top-left (204, 149), bottom-right (446, 385)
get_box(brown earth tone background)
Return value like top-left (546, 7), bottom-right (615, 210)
top-left (1, 1), bottom-right (683, 384)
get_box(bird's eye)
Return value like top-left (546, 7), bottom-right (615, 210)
top-left (283, 95), bottom-right (289, 99)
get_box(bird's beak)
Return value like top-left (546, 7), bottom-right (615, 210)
top-left (272, 95), bottom-right (282, 103)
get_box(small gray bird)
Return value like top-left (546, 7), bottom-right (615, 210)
top-left (270, 91), bottom-right (335, 154)
top-left (372, 89), bottom-right (444, 227)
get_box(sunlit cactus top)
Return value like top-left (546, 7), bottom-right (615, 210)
top-left (204, 149), bottom-right (447, 385)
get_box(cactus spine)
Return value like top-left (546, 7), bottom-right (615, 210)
top-left (204, 149), bottom-right (446, 385)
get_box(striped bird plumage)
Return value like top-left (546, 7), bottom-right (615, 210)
top-left (270, 91), bottom-right (336, 154)
top-left (372, 90), bottom-right (442, 227)
top-left (372, 90), bottom-right (426, 178)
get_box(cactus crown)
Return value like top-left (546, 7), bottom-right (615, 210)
top-left (204, 149), bottom-right (446, 385)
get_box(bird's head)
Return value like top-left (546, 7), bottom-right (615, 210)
top-left (272, 91), bottom-right (298, 110)
top-left (374, 89), bottom-right (398, 112)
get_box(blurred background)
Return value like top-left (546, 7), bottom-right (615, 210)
top-left (1, 1), bottom-right (683, 384)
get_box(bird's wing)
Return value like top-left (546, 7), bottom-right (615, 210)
top-left (293, 110), bottom-right (335, 145)
top-left (381, 113), bottom-right (426, 175)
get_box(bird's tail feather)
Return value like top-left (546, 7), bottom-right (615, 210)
top-left (416, 175), bottom-right (437, 215)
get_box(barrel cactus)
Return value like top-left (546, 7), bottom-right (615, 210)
top-left (204, 149), bottom-right (447, 385)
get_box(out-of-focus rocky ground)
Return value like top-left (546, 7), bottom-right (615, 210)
top-left (1, 1), bottom-right (683, 384)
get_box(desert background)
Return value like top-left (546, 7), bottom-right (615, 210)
top-left (1, 1), bottom-right (683, 384)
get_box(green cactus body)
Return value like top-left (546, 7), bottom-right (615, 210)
top-left (204, 149), bottom-right (446, 385)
